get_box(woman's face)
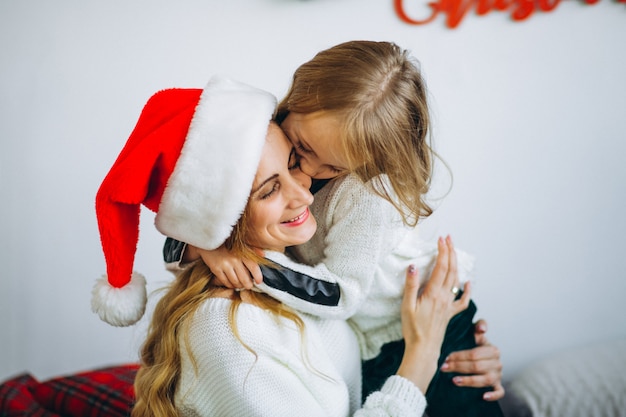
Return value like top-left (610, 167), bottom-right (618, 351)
top-left (246, 123), bottom-right (317, 252)
top-left (281, 111), bottom-right (350, 180)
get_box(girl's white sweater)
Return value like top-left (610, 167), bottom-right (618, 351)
top-left (259, 174), bottom-right (473, 360)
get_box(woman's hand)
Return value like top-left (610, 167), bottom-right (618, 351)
top-left (440, 319), bottom-right (505, 400)
top-left (397, 236), bottom-right (471, 393)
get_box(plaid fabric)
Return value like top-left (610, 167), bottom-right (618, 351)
top-left (0, 373), bottom-right (61, 416)
top-left (32, 364), bottom-right (138, 417)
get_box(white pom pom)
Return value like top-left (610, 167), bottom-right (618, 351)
top-left (91, 272), bottom-right (147, 327)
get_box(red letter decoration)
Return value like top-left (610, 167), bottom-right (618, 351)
top-left (394, 0), bottom-right (623, 29)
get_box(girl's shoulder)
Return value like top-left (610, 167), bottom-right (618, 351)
top-left (322, 173), bottom-right (398, 219)
top-left (322, 173), bottom-right (389, 203)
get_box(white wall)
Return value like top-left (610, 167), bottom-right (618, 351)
top-left (1, 0), bottom-right (625, 383)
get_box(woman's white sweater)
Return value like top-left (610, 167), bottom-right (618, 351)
top-left (175, 297), bottom-right (427, 417)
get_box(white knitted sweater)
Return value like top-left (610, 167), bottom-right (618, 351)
top-left (175, 297), bottom-right (427, 417)
top-left (259, 174), bottom-right (474, 360)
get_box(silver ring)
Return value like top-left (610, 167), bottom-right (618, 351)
top-left (451, 286), bottom-right (460, 295)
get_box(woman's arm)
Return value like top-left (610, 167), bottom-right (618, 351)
top-left (395, 236), bottom-right (471, 393)
top-left (359, 237), bottom-right (472, 416)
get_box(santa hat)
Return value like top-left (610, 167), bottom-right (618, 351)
top-left (92, 75), bottom-right (277, 327)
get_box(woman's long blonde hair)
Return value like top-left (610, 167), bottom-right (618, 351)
top-left (131, 207), bottom-right (306, 417)
top-left (276, 40), bottom-right (436, 226)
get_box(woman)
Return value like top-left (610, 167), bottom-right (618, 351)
top-left (92, 76), bottom-right (469, 416)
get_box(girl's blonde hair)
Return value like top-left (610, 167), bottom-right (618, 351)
top-left (277, 40), bottom-right (435, 226)
top-left (131, 207), bottom-right (306, 417)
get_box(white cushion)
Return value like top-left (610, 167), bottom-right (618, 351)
top-left (508, 338), bottom-right (626, 417)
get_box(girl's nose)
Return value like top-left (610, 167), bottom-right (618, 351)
top-left (298, 157), bottom-right (321, 179)
top-left (293, 166), bottom-right (312, 190)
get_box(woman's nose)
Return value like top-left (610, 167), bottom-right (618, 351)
top-left (289, 169), bottom-right (314, 206)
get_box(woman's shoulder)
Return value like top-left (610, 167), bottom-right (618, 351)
top-left (188, 297), bottom-right (305, 352)
top-left (191, 296), bottom-right (292, 328)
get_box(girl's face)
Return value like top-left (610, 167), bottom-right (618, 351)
top-left (281, 111), bottom-right (350, 180)
top-left (246, 124), bottom-right (317, 252)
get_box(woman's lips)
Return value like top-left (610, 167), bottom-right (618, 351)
top-left (281, 208), bottom-right (310, 227)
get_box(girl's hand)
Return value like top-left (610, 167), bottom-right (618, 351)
top-left (397, 236), bottom-right (471, 393)
top-left (198, 245), bottom-right (263, 289)
top-left (440, 319), bottom-right (505, 401)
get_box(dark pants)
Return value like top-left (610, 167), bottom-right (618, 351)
top-left (362, 297), bottom-right (504, 417)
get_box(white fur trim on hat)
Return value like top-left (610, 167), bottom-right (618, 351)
top-left (156, 76), bottom-right (277, 250)
top-left (91, 272), bottom-right (147, 327)
top-left (93, 76), bottom-right (276, 328)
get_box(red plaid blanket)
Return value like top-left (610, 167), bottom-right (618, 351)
top-left (0, 364), bottom-right (138, 417)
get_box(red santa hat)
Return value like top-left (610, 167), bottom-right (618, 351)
top-left (92, 75), bottom-right (277, 327)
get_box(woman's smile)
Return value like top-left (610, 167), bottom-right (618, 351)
top-left (281, 208), bottom-right (310, 226)
top-left (247, 123), bottom-right (317, 252)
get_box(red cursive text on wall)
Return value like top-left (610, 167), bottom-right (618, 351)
top-left (394, 0), bottom-right (625, 29)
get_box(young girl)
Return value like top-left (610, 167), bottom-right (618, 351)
top-left (167, 41), bottom-right (504, 416)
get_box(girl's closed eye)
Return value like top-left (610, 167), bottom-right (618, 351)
top-left (288, 147), bottom-right (301, 170)
top-left (295, 142), bottom-right (313, 154)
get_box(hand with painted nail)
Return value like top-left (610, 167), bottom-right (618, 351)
top-left (397, 236), bottom-right (471, 393)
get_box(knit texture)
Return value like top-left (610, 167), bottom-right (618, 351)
top-left (509, 338), bottom-right (626, 417)
top-left (260, 174), bottom-right (474, 360)
top-left (175, 297), bottom-right (426, 417)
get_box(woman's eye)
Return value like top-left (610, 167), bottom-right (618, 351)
top-left (260, 182), bottom-right (280, 200)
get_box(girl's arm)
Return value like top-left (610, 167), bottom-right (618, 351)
top-left (163, 237), bottom-right (187, 273)
top-left (163, 238), bottom-right (263, 288)
top-left (257, 175), bottom-right (395, 319)
top-left (197, 244), bottom-right (263, 289)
